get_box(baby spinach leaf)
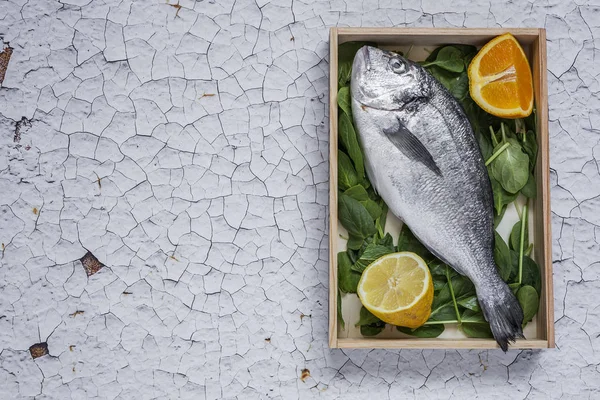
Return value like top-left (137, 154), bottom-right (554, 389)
top-left (463, 97), bottom-right (489, 137)
top-left (362, 199), bottom-right (382, 220)
top-left (425, 44), bottom-right (477, 64)
top-left (339, 113), bottom-right (365, 178)
top-left (521, 172), bottom-right (536, 198)
top-left (457, 295), bottom-right (481, 312)
top-left (494, 232), bottom-right (512, 282)
top-left (429, 303), bottom-right (458, 322)
top-left (428, 260), bottom-right (448, 277)
top-left (441, 274), bottom-right (476, 303)
top-left (461, 309), bottom-right (487, 323)
top-left (427, 66), bottom-right (469, 100)
top-left (356, 306), bottom-right (382, 326)
top-left (494, 205), bottom-right (507, 228)
top-left (377, 232), bottom-right (394, 248)
top-left (347, 235), bottom-right (363, 251)
top-left (461, 323), bottom-right (493, 338)
top-left (344, 184), bottom-right (369, 201)
top-left (352, 244), bottom-right (395, 273)
top-left (422, 46), bottom-right (465, 73)
top-left (520, 255), bottom-right (541, 294)
top-left (460, 310), bottom-right (493, 338)
top-left (490, 175), bottom-right (518, 215)
top-left (476, 126), bottom-right (494, 160)
top-left (337, 86), bottom-right (353, 118)
top-left (338, 150), bottom-right (359, 190)
top-left (517, 285), bottom-right (539, 325)
top-left (338, 63), bottom-right (352, 89)
top-left (356, 306), bottom-right (385, 336)
top-left (522, 130), bottom-right (538, 171)
top-left (375, 201), bottom-right (388, 238)
top-left (361, 324), bottom-right (386, 336)
top-left (338, 251), bottom-right (361, 293)
top-left (510, 220), bottom-right (528, 251)
top-left (397, 224), bottom-right (434, 261)
top-left (337, 289), bottom-right (345, 330)
top-left (509, 282), bottom-right (521, 295)
top-left (338, 194), bottom-right (377, 239)
top-left (343, 185), bottom-right (381, 219)
top-left (490, 138), bottom-right (530, 194)
top-left (433, 275), bottom-right (447, 292)
top-left (398, 324), bottom-right (444, 338)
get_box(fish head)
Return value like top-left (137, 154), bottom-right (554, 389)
top-left (351, 46), bottom-right (432, 111)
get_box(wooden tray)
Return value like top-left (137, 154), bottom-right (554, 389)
top-left (328, 28), bottom-right (553, 349)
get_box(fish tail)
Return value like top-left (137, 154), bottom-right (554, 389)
top-left (478, 279), bottom-right (524, 352)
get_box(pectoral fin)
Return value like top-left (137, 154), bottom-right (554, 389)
top-left (383, 120), bottom-right (441, 176)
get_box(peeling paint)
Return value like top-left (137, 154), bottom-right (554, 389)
top-left (0, 0), bottom-right (598, 398)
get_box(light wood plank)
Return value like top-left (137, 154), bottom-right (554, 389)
top-left (328, 27), bottom-right (339, 349)
top-left (535, 28), bottom-right (555, 347)
top-left (337, 338), bottom-right (549, 350)
top-left (337, 27), bottom-right (541, 46)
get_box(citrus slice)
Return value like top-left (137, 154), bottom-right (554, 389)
top-left (357, 252), bottom-right (433, 328)
top-left (468, 33), bottom-right (534, 118)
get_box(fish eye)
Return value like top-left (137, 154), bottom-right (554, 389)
top-left (389, 58), bottom-right (406, 73)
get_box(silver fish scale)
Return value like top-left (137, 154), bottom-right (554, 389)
top-left (351, 45), bottom-right (524, 350)
top-left (352, 88), bottom-right (495, 282)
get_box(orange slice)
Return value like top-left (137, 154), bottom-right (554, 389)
top-left (468, 33), bottom-right (534, 118)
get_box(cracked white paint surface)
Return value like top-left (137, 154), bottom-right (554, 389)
top-left (0, 0), bottom-right (598, 398)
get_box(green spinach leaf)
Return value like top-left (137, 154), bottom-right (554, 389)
top-left (338, 150), bottom-right (359, 190)
top-left (509, 282), bottom-right (521, 295)
top-left (362, 199), bottom-right (383, 220)
top-left (490, 138), bottom-right (530, 194)
top-left (352, 243), bottom-right (395, 273)
top-left (377, 232), bottom-right (394, 248)
top-left (361, 324), bottom-right (386, 336)
top-left (398, 324), bottom-right (445, 338)
top-left (422, 46), bottom-right (465, 73)
top-left (494, 205), bottom-right (507, 228)
top-left (457, 295), bottom-right (481, 312)
top-left (339, 113), bottom-right (365, 178)
top-left (510, 220), bottom-right (528, 251)
top-left (397, 225), bottom-right (434, 261)
top-left (338, 194), bottom-right (377, 239)
top-left (355, 306), bottom-right (382, 326)
top-left (356, 306), bottom-right (385, 336)
top-left (517, 285), bottom-right (539, 325)
top-left (522, 130), bottom-right (538, 171)
top-left (425, 44), bottom-right (477, 64)
top-left (520, 254), bottom-right (541, 294)
top-left (430, 303), bottom-right (458, 322)
top-left (344, 185), bottom-right (369, 201)
top-left (375, 202), bottom-right (388, 238)
top-left (490, 175), bottom-right (518, 215)
top-left (460, 309), bottom-right (493, 338)
top-left (338, 251), bottom-right (361, 293)
top-left (337, 86), bottom-right (353, 118)
top-left (521, 172), bottom-right (536, 198)
top-left (427, 66), bottom-right (469, 100)
top-left (347, 235), bottom-right (363, 251)
top-left (494, 232), bottom-right (512, 282)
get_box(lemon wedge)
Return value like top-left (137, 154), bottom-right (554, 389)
top-left (357, 252), bottom-right (434, 328)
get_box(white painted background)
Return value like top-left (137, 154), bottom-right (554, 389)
top-left (0, 0), bottom-right (598, 398)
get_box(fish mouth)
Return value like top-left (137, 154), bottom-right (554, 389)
top-left (361, 46), bottom-right (371, 71)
